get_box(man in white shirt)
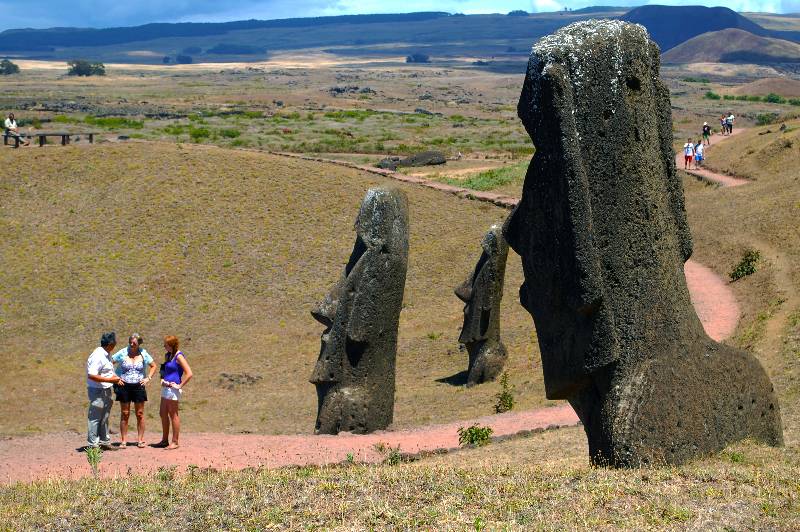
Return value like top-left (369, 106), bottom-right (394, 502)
top-left (87, 332), bottom-right (124, 449)
top-left (4, 113), bottom-right (30, 146)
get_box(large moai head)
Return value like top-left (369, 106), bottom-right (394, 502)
top-left (310, 187), bottom-right (409, 434)
top-left (505, 20), bottom-right (782, 466)
top-left (454, 224), bottom-right (509, 386)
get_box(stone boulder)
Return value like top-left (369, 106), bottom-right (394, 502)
top-left (504, 20), bottom-right (783, 467)
top-left (376, 151), bottom-right (447, 171)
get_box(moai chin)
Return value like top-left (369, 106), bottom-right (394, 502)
top-left (454, 224), bottom-right (509, 387)
top-left (310, 187), bottom-right (409, 434)
top-left (504, 20), bottom-right (783, 466)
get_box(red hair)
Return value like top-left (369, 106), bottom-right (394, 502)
top-left (164, 335), bottom-right (179, 354)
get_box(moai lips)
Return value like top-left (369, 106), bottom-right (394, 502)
top-left (504, 20), bottom-right (783, 466)
top-left (310, 187), bottom-right (409, 434)
top-left (455, 223), bottom-right (509, 387)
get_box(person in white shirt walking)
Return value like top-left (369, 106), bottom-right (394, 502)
top-left (86, 332), bottom-right (124, 450)
top-left (683, 138), bottom-right (695, 170)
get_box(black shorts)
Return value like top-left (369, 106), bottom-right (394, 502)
top-left (114, 382), bottom-right (148, 403)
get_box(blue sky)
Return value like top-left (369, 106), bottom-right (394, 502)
top-left (0, 1), bottom-right (798, 31)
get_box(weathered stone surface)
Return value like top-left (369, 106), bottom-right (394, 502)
top-left (377, 151), bottom-right (447, 171)
top-left (455, 224), bottom-right (509, 386)
top-left (310, 187), bottom-right (409, 434)
top-left (504, 20), bottom-right (783, 466)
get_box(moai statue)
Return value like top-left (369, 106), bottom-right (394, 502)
top-left (310, 187), bottom-right (409, 434)
top-left (454, 224), bottom-right (509, 387)
top-left (504, 20), bottom-right (783, 466)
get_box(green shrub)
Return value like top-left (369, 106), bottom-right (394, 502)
top-left (85, 447), bottom-right (102, 478)
top-left (189, 127), bottom-right (211, 142)
top-left (0, 58), bottom-right (20, 75)
top-left (735, 95), bottom-right (749, 101)
top-left (682, 77), bottom-right (710, 83)
top-left (67, 59), bottom-right (105, 76)
top-left (730, 249), bottom-right (761, 281)
top-left (789, 98), bottom-right (800, 106)
top-left (53, 115), bottom-right (81, 124)
top-left (756, 113), bottom-right (778, 126)
top-left (764, 93), bottom-right (786, 104)
top-left (84, 116), bottom-right (144, 129)
top-left (383, 445), bottom-right (403, 466)
top-left (242, 110), bottom-right (264, 119)
top-left (443, 161), bottom-right (527, 191)
top-left (494, 372), bottom-right (515, 414)
top-left (163, 124), bottom-right (185, 136)
top-left (458, 425), bottom-right (493, 447)
top-left (723, 94), bottom-right (735, 101)
top-left (747, 95), bottom-right (762, 102)
top-left (704, 91), bottom-right (721, 100)
top-left (220, 128), bottom-right (241, 138)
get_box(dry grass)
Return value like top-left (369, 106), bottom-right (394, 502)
top-left (682, 119), bottom-right (800, 445)
top-left (0, 429), bottom-right (797, 529)
top-left (0, 142), bottom-right (554, 437)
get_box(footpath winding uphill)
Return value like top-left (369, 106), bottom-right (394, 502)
top-left (0, 132), bottom-right (746, 484)
top-left (677, 128), bottom-right (750, 187)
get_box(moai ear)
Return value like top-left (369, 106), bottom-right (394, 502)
top-left (652, 47), bottom-right (692, 262)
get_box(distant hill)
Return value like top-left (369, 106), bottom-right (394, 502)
top-left (0, 12), bottom-right (450, 51)
top-left (0, 11), bottom-right (623, 63)
top-left (3, 7), bottom-right (799, 66)
top-left (729, 77), bottom-right (800, 97)
top-left (662, 28), bottom-right (800, 64)
top-left (622, 5), bottom-right (767, 51)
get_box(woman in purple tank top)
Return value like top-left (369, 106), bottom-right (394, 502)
top-left (156, 335), bottom-right (193, 449)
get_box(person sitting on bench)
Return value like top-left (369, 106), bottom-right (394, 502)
top-left (4, 113), bottom-right (30, 146)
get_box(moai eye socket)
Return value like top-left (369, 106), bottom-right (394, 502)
top-left (626, 76), bottom-right (641, 91)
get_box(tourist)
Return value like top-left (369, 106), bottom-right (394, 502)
top-left (695, 140), bottom-right (704, 167)
top-left (156, 335), bottom-right (193, 450)
top-left (702, 122), bottom-right (711, 145)
top-left (726, 112), bottom-right (735, 134)
top-left (683, 137), bottom-right (695, 170)
top-left (86, 332), bottom-right (123, 450)
top-left (720, 115), bottom-right (727, 136)
top-left (4, 113), bottom-right (30, 146)
top-left (111, 333), bottom-right (157, 448)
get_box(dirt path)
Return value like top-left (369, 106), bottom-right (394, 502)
top-left (0, 141), bottom-right (748, 485)
top-left (677, 129), bottom-right (750, 187)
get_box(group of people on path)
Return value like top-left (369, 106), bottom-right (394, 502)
top-left (720, 112), bottom-right (736, 136)
top-left (682, 114), bottom-right (735, 170)
top-left (86, 332), bottom-right (193, 451)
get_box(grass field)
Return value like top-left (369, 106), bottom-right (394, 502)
top-left (0, 142), bottom-right (558, 437)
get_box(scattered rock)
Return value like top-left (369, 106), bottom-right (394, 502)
top-left (218, 372), bottom-right (263, 390)
top-left (376, 151), bottom-right (447, 171)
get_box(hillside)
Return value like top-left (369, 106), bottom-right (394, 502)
top-left (0, 142), bottom-right (552, 437)
top-left (729, 77), bottom-right (800, 97)
top-left (0, 10), bottom-right (624, 63)
top-left (2, 123), bottom-right (799, 531)
top-left (662, 28), bottom-right (800, 64)
top-left (621, 5), bottom-right (800, 52)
